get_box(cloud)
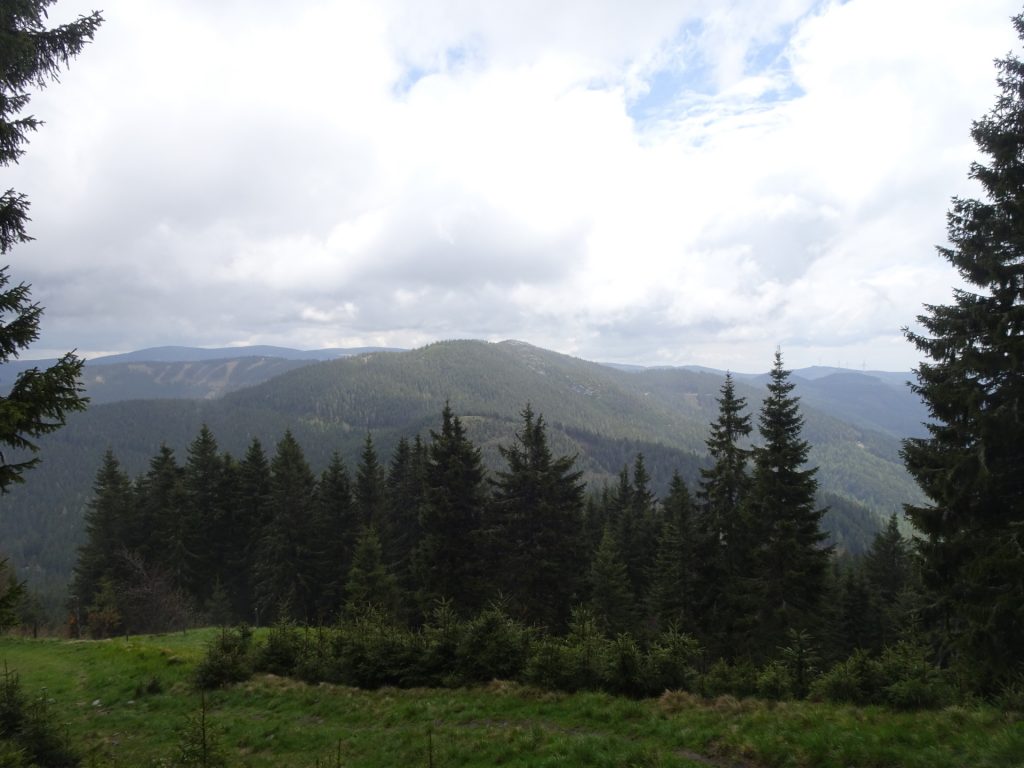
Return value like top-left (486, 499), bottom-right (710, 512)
top-left (7, 0), bottom-right (1022, 370)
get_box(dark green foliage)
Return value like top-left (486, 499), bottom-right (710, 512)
top-left (5, 339), bottom-right (923, 604)
top-left (779, 628), bottom-right (820, 699)
top-left (354, 433), bottom-right (386, 528)
top-left (253, 621), bottom-right (303, 677)
top-left (138, 445), bottom-right (185, 580)
top-left (588, 526), bottom-right (636, 635)
top-left (194, 626), bottom-right (254, 690)
top-left (69, 451), bottom-right (134, 616)
top-left (695, 374), bottom-right (754, 656)
top-left (413, 404), bottom-right (488, 615)
top-left (811, 642), bottom-right (951, 709)
top-left (253, 431), bottom-right (317, 623)
top-left (455, 603), bottom-right (531, 683)
top-left (311, 450), bottom-right (354, 620)
top-left (648, 473), bottom-right (697, 633)
top-left (0, 558), bottom-right (25, 631)
top-left (644, 625), bottom-right (701, 694)
top-left (902, 13), bottom-right (1024, 693)
top-left (487, 405), bottom-right (586, 629)
top-left (748, 352), bottom-right (831, 650)
top-left (0, 0), bottom-right (99, 494)
top-left (755, 661), bottom-right (794, 700)
top-left (610, 455), bottom-right (660, 604)
top-left (0, 666), bottom-right (78, 766)
top-left (344, 526), bottom-right (401, 619)
top-left (524, 606), bottom-right (608, 692)
top-left (699, 658), bottom-right (759, 699)
top-left (225, 439), bottom-right (270, 622)
top-left (182, 426), bottom-right (229, 604)
top-left (381, 435), bottom-right (426, 590)
top-left (173, 693), bottom-right (228, 768)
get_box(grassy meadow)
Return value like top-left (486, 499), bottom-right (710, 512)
top-left (1, 629), bottom-right (1021, 767)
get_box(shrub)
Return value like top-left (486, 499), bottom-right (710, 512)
top-left (417, 599), bottom-right (464, 687)
top-left (455, 604), bottom-right (531, 684)
top-left (0, 668), bottom-right (78, 766)
top-left (876, 643), bottom-right (951, 709)
top-left (756, 660), bottom-right (794, 700)
top-left (809, 650), bottom-right (873, 705)
top-left (645, 626), bottom-right (701, 694)
top-left (604, 633), bottom-right (645, 697)
top-left (810, 643), bottom-right (951, 709)
top-left (254, 621), bottom-right (302, 676)
top-left (700, 659), bottom-right (758, 698)
top-left (524, 638), bottom-right (573, 690)
top-left (194, 626), bottom-right (254, 690)
top-left (559, 606), bottom-right (609, 692)
top-left (996, 673), bottom-right (1024, 712)
top-left (334, 610), bottom-right (418, 688)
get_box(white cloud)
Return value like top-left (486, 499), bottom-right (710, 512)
top-left (7, 0), bottom-right (1022, 370)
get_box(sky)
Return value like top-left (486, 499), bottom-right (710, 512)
top-left (7, 0), bottom-right (1021, 371)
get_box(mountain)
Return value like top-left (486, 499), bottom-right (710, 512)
top-left (83, 345), bottom-right (402, 364)
top-left (0, 346), bottom-right (404, 405)
top-left (0, 339), bottom-right (925, 600)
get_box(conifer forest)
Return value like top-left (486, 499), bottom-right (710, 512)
top-left (3, 1), bottom-right (1024, 765)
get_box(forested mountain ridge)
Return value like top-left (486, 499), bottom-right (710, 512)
top-left (0, 339), bottom-right (923, 601)
top-left (0, 346), bottom-right (403, 405)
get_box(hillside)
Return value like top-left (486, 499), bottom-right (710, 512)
top-left (0, 340), bottom-right (925, 600)
top-left (3, 632), bottom-right (1018, 768)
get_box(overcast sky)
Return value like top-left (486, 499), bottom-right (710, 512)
top-left (7, 0), bottom-right (1019, 371)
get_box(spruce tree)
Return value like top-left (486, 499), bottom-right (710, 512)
top-left (382, 435), bottom-right (427, 594)
top-left (232, 438), bottom-right (271, 622)
top-left (695, 373), bottom-right (754, 655)
top-left (588, 526), bottom-right (636, 636)
top-left (138, 445), bottom-right (185, 577)
top-left (748, 351), bottom-right (830, 651)
top-left (0, 2), bottom-right (100, 492)
top-left (71, 450), bottom-right (134, 618)
top-left (181, 426), bottom-right (227, 604)
top-left (902, 13), bottom-right (1024, 690)
top-left (648, 472), bottom-right (697, 632)
top-left (413, 403), bottom-right (487, 616)
top-left (313, 451), bottom-right (357, 618)
top-left (253, 431), bottom-right (317, 622)
top-left (345, 526), bottom-right (400, 618)
top-left (488, 405), bottom-right (585, 629)
top-left (354, 433), bottom-right (386, 527)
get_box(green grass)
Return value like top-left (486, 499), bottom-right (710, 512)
top-left (2, 631), bottom-right (1022, 767)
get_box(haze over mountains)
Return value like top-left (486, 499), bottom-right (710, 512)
top-left (0, 340), bottom-right (928, 601)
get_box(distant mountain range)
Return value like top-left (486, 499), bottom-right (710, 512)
top-left (3, 346), bottom-right (927, 438)
top-left (0, 340), bottom-right (929, 599)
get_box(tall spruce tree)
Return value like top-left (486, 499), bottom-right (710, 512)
top-left (902, 14), bottom-right (1024, 688)
top-left (648, 472), bottom-right (697, 632)
top-left (695, 373), bottom-right (754, 654)
top-left (382, 435), bottom-right (427, 594)
top-left (588, 526), bottom-right (636, 635)
top-left (181, 426), bottom-right (226, 604)
top-left (71, 450), bottom-right (134, 617)
top-left (253, 431), bottom-right (317, 623)
top-left (138, 445), bottom-right (185, 577)
top-left (414, 403), bottom-right (487, 615)
top-left (354, 433), bottom-right (386, 528)
top-left (313, 451), bottom-right (357, 619)
top-left (488, 405), bottom-right (585, 629)
top-left (0, 2), bottom-right (100, 492)
top-left (345, 525), bottom-right (401, 619)
top-left (748, 351), bottom-right (830, 651)
top-left (232, 438), bottom-right (271, 622)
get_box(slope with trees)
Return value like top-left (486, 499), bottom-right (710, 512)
top-left (902, 11), bottom-right (1024, 692)
top-left (0, 0), bottom-right (100, 493)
